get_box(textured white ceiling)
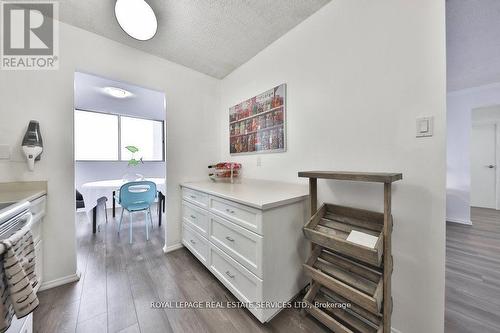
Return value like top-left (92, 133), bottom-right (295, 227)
top-left (447, 0), bottom-right (500, 91)
top-left (58, 0), bottom-right (331, 79)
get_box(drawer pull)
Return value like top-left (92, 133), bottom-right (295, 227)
top-left (190, 239), bottom-right (196, 245)
top-left (190, 215), bottom-right (197, 219)
top-left (190, 195), bottom-right (197, 199)
top-left (225, 270), bottom-right (235, 279)
top-left (225, 208), bottom-right (235, 214)
top-left (225, 236), bottom-right (235, 242)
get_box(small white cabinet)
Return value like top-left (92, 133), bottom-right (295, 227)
top-left (180, 180), bottom-right (308, 322)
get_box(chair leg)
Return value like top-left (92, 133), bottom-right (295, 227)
top-left (129, 212), bottom-right (133, 244)
top-left (145, 211), bottom-right (149, 241)
top-left (129, 212), bottom-right (134, 244)
top-left (148, 207), bottom-right (153, 229)
top-left (118, 209), bottom-right (124, 234)
top-left (105, 202), bottom-right (108, 223)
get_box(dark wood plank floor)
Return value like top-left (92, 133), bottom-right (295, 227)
top-left (446, 207), bottom-right (500, 333)
top-left (34, 210), bottom-right (329, 333)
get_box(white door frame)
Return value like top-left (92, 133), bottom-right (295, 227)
top-left (471, 119), bottom-right (500, 210)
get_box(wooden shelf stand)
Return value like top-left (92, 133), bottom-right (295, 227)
top-left (299, 171), bottom-right (402, 333)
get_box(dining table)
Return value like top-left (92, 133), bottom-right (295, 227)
top-left (80, 178), bottom-right (166, 234)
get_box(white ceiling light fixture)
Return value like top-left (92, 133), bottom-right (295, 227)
top-left (114, 0), bottom-right (158, 41)
top-left (103, 86), bottom-right (134, 98)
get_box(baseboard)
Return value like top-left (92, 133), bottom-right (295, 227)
top-left (163, 242), bottom-right (183, 253)
top-left (446, 217), bottom-right (472, 225)
top-left (392, 328), bottom-right (402, 333)
top-left (39, 272), bottom-right (81, 292)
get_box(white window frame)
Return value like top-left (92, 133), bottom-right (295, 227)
top-left (75, 109), bottom-right (165, 162)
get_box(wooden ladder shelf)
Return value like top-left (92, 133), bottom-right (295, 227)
top-left (298, 171), bottom-right (402, 333)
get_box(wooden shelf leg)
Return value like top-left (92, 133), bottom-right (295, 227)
top-left (383, 183), bottom-right (392, 332)
top-left (309, 178), bottom-right (317, 217)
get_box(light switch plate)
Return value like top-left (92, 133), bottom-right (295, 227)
top-left (416, 117), bottom-right (433, 137)
top-left (0, 144), bottom-right (11, 160)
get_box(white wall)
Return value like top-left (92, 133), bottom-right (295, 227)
top-left (75, 162), bottom-right (165, 190)
top-left (447, 82), bottom-right (500, 224)
top-left (472, 105), bottom-right (500, 123)
top-left (0, 22), bottom-right (219, 284)
top-left (218, 1), bottom-right (446, 332)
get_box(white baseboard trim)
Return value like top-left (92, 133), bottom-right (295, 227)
top-left (163, 242), bottom-right (183, 253)
top-left (392, 328), bottom-right (402, 333)
top-left (39, 271), bottom-right (81, 292)
top-left (446, 217), bottom-right (472, 225)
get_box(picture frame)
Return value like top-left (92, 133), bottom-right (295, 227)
top-left (229, 84), bottom-right (286, 155)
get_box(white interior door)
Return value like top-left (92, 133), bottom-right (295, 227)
top-left (471, 123), bottom-right (497, 208)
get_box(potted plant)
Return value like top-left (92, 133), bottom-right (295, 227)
top-left (122, 145), bottom-right (145, 181)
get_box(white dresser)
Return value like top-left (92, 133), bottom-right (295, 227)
top-left (180, 179), bottom-right (309, 322)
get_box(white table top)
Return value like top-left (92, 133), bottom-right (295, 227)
top-left (181, 179), bottom-right (309, 210)
top-left (80, 178), bottom-right (165, 213)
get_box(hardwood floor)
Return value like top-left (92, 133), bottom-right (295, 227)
top-left (446, 207), bottom-right (500, 333)
top-left (34, 210), bottom-right (329, 333)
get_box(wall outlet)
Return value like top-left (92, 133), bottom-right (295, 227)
top-left (256, 156), bottom-right (262, 167)
top-left (0, 144), bottom-right (11, 160)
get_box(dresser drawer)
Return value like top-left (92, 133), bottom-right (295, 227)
top-left (182, 223), bottom-right (209, 266)
top-left (209, 214), bottom-right (263, 277)
top-left (182, 200), bottom-right (209, 237)
top-left (210, 244), bottom-right (262, 304)
top-left (182, 187), bottom-right (209, 209)
top-left (210, 196), bottom-right (262, 234)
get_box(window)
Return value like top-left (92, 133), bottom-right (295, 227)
top-left (121, 116), bottom-right (164, 161)
top-left (74, 110), bottom-right (164, 161)
top-left (75, 111), bottom-right (119, 161)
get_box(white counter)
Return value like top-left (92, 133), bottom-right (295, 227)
top-left (180, 179), bottom-right (309, 210)
top-left (0, 181), bottom-right (47, 203)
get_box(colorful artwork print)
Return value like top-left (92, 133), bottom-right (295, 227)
top-left (229, 84), bottom-right (286, 155)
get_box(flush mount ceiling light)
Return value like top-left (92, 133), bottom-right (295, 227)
top-left (103, 86), bottom-right (133, 98)
top-left (114, 0), bottom-right (158, 41)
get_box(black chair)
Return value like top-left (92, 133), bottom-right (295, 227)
top-left (76, 190), bottom-right (85, 209)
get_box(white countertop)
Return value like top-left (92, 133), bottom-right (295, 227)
top-left (0, 181), bottom-right (47, 203)
top-left (181, 179), bottom-right (309, 210)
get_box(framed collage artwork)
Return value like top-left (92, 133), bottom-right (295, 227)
top-left (229, 84), bottom-right (286, 155)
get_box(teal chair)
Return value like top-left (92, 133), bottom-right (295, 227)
top-left (117, 181), bottom-right (156, 244)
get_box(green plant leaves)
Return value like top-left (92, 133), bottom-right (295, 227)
top-left (128, 158), bottom-right (140, 166)
top-left (125, 145), bottom-right (139, 153)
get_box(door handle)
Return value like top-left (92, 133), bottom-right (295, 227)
top-left (486, 165), bottom-right (496, 169)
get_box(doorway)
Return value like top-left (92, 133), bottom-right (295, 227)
top-left (471, 106), bottom-right (500, 210)
top-left (73, 71), bottom-right (167, 282)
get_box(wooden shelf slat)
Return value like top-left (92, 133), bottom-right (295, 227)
top-left (298, 171), bottom-right (403, 183)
